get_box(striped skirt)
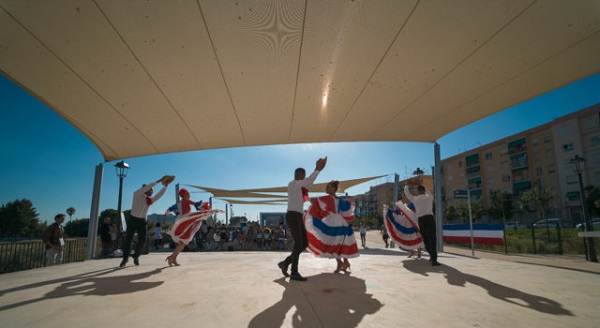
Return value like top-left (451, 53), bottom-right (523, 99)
top-left (168, 210), bottom-right (222, 245)
top-left (383, 202), bottom-right (423, 251)
top-left (305, 211), bottom-right (359, 259)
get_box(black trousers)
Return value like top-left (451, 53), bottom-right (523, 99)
top-left (282, 211), bottom-right (308, 274)
top-left (418, 214), bottom-right (437, 262)
top-left (122, 216), bottom-right (147, 260)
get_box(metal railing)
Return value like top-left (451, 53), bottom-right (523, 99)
top-left (0, 238), bottom-right (88, 274)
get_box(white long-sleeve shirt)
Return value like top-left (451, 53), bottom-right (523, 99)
top-left (287, 170), bottom-right (321, 213)
top-left (404, 185), bottom-right (433, 218)
top-left (130, 181), bottom-right (168, 219)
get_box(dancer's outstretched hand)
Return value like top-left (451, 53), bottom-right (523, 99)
top-left (316, 157), bottom-right (327, 171)
top-left (160, 175), bottom-right (176, 186)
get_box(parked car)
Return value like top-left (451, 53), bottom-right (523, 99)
top-left (575, 218), bottom-right (600, 229)
top-left (533, 218), bottom-right (562, 228)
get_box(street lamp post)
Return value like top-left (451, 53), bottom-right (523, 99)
top-left (115, 160), bottom-right (130, 248)
top-left (413, 167), bottom-right (425, 183)
top-left (570, 155), bottom-right (597, 262)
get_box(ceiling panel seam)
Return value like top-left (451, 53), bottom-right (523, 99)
top-left (419, 28), bottom-right (600, 140)
top-left (370, 0), bottom-right (539, 140)
top-left (0, 3), bottom-right (141, 158)
top-left (94, 0), bottom-right (205, 150)
top-left (286, 0), bottom-right (309, 143)
top-left (196, 0), bottom-right (246, 145)
top-left (328, 0), bottom-right (420, 141)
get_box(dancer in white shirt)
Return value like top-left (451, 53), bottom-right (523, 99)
top-left (278, 157), bottom-right (327, 281)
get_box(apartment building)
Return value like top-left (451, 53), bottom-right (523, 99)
top-left (353, 175), bottom-right (434, 219)
top-left (441, 103), bottom-right (600, 227)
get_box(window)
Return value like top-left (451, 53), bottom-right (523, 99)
top-left (447, 175), bottom-right (453, 182)
top-left (458, 161), bottom-right (463, 167)
top-left (532, 138), bottom-right (539, 146)
top-left (499, 148), bottom-right (508, 156)
top-left (502, 175), bottom-right (511, 182)
top-left (547, 164), bottom-right (555, 173)
top-left (566, 191), bottom-right (580, 202)
top-left (446, 164), bottom-right (452, 171)
top-left (485, 152), bottom-right (492, 160)
top-left (488, 177), bottom-right (496, 186)
top-left (566, 175), bottom-right (578, 184)
top-left (536, 167), bottom-right (543, 176)
top-left (591, 135), bottom-right (600, 146)
top-left (563, 143), bottom-right (574, 151)
top-left (586, 117), bottom-right (596, 130)
top-left (544, 135), bottom-right (551, 143)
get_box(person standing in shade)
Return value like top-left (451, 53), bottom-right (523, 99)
top-left (404, 179), bottom-right (440, 266)
top-left (120, 175), bottom-right (174, 268)
top-left (278, 157), bottom-right (327, 281)
top-left (153, 222), bottom-right (163, 250)
top-left (359, 221), bottom-right (367, 248)
top-left (43, 214), bottom-right (67, 266)
top-left (382, 230), bottom-right (390, 248)
top-left (100, 217), bottom-right (114, 258)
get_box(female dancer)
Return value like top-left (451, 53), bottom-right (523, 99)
top-left (164, 188), bottom-right (219, 266)
top-left (383, 199), bottom-right (423, 258)
top-left (304, 180), bottom-right (359, 273)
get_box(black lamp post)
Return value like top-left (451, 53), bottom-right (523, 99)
top-left (570, 155), bottom-right (597, 262)
top-left (115, 160), bottom-right (130, 247)
top-left (413, 167), bottom-right (425, 183)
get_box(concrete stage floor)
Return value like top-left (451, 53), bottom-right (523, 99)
top-left (1, 231), bottom-right (598, 328)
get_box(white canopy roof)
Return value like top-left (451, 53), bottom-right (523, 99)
top-left (2, 0), bottom-right (599, 161)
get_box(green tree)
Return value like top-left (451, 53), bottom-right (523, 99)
top-left (584, 185), bottom-right (600, 218)
top-left (445, 205), bottom-right (461, 222)
top-left (0, 199), bottom-right (44, 238)
top-left (66, 207), bottom-right (76, 221)
top-left (64, 218), bottom-right (89, 237)
top-left (488, 191), bottom-right (514, 222)
top-left (99, 208), bottom-right (120, 225)
top-left (470, 199), bottom-right (484, 222)
top-left (519, 186), bottom-right (554, 220)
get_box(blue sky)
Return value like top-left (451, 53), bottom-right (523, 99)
top-left (2, 73), bottom-right (600, 224)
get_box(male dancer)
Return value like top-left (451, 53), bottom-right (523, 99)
top-left (404, 179), bottom-right (440, 266)
top-left (278, 157), bottom-right (327, 281)
top-left (120, 175), bottom-right (174, 267)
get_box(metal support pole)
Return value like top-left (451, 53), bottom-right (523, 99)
top-left (468, 188), bottom-right (474, 257)
top-left (434, 143), bottom-right (444, 252)
top-left (393, 173), bottom-right (399, 204)
top-left (86, 164), bottom-right (104, 260)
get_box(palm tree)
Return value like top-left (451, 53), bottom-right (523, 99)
top-left (66, 207), bottom-right (76, 222)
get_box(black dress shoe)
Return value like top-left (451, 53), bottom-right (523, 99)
top-left (431, 261), bottom-right (441, 266)
top-left (133, 256), bottom-right (139, 266)
top-left (119, 259), bottom-right (128, 268)
top-left (278, 261), bottom-right (290, 277)
top-left (290, 272), bottom-right (307, 281)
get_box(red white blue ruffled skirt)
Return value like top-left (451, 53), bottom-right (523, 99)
top-left (384, 201), bottom-right (423, 251)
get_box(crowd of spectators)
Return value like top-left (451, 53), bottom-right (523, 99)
top-left (155, 219), bottom-right (293, 253)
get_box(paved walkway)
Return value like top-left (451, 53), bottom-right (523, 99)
top-left (1, 231), bottom-right (598, 328)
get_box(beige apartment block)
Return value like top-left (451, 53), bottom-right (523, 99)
top-left (353, 175), bottom-right (434, 219)
top-left (441, 103), bottom-right (600, 227)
